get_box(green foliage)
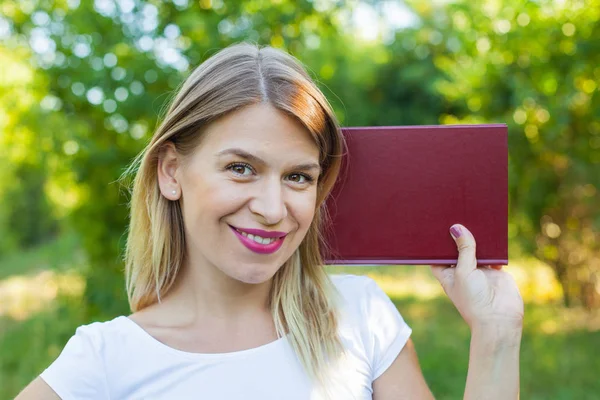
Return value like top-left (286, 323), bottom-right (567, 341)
top-left (1, 0), bottom-right (350, 316)
top-left (406, 296), bottom-right (600, 399)
top-left (5, 163), bottom-right (59, 247)
top-left (0, 231), bottom-right (82, 280)
top-left (0, 44), bottom-right (59, 255)
top-left (411, 0), bottom-right (600, 307)
top-left (1, 0), bottom-right (598, 311)
top-left (0, 300), bottom-right (88, 398)
top-left (0, 2), bottom-right (599, 397)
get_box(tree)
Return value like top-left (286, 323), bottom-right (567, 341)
top-left (3, 0), bottom-right (350, 317)
top-left (410, 0), bottom-right (600, 307)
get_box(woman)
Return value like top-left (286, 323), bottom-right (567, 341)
top-left (17, 43), bottom-right (523, 399)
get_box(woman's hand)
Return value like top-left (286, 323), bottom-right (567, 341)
top-left (430, 224), bottom-right (524, 332)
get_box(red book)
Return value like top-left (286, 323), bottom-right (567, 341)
top-left (322, 125), bottom-right (508, 266)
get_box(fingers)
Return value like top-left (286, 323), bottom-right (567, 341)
top-left (481, 264), bottom-right (504, 270)
top-left (430, 264), bottom-right (455, 293)
top-left (430, 265), bottom-right (448, 281)
top-left (449, 224), bottom-right (477, 276)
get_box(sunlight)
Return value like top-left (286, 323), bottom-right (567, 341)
top-left (347, 1), bottom-right (418, 42)
top-left (0, 270), bottom-right (85, 320)
top-left (369, 272), bottom-right (443, 300)
top-left (333, 257), bottom-right (565, 304)
top-left (0, 258), bottom-right (565, 322)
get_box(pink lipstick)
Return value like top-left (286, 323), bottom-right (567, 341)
top-left (229, 225), bottom-right (287, 254)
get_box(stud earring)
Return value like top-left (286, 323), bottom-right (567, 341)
top-left (171, 190), bottom-right (177, 195)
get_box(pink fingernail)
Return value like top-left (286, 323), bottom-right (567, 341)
top-left (450, 226), bottom-right (462, 238)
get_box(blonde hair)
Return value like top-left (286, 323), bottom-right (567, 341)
top-left (121, 43), bottom-right (346, 385)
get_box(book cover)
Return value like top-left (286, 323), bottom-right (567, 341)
top-left (323, 125), bottom-right (508, 266)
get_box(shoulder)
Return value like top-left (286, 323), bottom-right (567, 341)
top-left (329, 273), bottom-right (413, 381)
top-left (39, 316), bottom-right (130, 399)
top-left (75, 315), bottom-right (130, 337)
top-left (71, 316), bottom-right (128, 353)
top-left (48, 315), bottom-right (130, 356)
top-left (329, 273), bottom-right (404, 332)
top-left (329, 273), bottom-right (377, 296)
top-left (329, 273), bottom-right (389, 313)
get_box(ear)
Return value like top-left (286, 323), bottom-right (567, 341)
top-left (157, 142), bottom-right (182, 201)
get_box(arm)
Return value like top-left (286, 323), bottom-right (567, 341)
top-left (372, 325), bottom-right (521, 400)
top-left (373, 339), bottom-right (435, 400)
top-left (432, 224), bottom-right (524, 399)
top-left (374, 223), bottom-right (524, 399)
top-left (464, 324), bottom-right (522, 399)
top-left (15, 377), bottom-right (61, 400)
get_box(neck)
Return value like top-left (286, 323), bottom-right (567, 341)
top-left (161, 257), bottom-right (274, 326)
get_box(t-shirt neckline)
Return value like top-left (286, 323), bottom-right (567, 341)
top-left (118, 315), bottom-right (288, 360)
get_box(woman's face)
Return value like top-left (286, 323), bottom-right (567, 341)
top-left (159, 103), bottom-right (321, 285)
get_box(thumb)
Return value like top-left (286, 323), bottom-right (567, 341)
top-left (450, 224), bottom-right (477, 276)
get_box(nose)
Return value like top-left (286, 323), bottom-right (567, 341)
top-left (249, 175), bottom-right (288, 225)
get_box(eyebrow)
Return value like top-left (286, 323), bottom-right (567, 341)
top-left (216, 148), bottom-right (321, 174)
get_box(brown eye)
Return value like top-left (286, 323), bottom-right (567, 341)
top-left (289, 174), bottom-right (303, 183)
top-left (227, 163), bottom-right (253, 176)
top-left (287, 173), bottom-right (313, 184)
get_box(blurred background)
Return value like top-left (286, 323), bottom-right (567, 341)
top-left (0, 0), bottom-right (598, 398)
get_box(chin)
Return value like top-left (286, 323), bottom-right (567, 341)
top-left (229, 265), bottom-right (280, 285)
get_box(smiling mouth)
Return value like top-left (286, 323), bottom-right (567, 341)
top-left (229, 225), bottom-right (287, 254)
top-left (233, 227), bottom-right (281, 245)
top-left (236, 229), bottom-right (281, 244)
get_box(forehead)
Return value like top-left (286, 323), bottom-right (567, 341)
top-left (199, 103), bottom-right (319, 161)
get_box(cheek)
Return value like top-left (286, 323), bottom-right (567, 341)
top-left (290, 191), bottom-right (317, 229)
top-left (183, 177), bottom-right (243, 225)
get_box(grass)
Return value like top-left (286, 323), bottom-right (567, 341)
top-left (0, 232), bottom-right (86, 323)
top-left (1, 238), bottom-right (599, 399)
top-left (0, 233), bottom-right (85, 280)
top-left (327, 265), bottom-right (600, 399)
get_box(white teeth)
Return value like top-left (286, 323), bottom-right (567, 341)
top-left (250, 234), bottom-right (275, 245)
top-left (235, 229), bottom-right (276, 245)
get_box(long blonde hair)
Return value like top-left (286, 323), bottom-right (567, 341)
top-left (121, 43), bottom-right (346, 385)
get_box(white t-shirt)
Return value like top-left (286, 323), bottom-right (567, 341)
top-left (40, 274), bottom-right (411, 399)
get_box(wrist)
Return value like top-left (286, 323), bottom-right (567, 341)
top-left (465, 323), bottom-right (522, 400)
top-left (471, 321), bottom-right (523, 348)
